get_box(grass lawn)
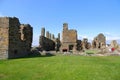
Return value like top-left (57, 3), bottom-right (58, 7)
top-left (85, 49), bottom-right (99, 54)
top-left (0, 55), bottom-right (120, 80)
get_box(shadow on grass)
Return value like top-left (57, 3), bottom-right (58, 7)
top-left (27, 52), bottom-right (55, 58)
top-left (23, 47), bottom-right (55, 59)
top-left (9, 52), bottom-right (55, 60)
top-left (86, 52), bottom-right (94, 54)
top-left (29, 51), bottom-right (56, 58)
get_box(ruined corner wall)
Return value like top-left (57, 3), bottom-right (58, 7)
top-left (0, 17), bottom-right (33, 59)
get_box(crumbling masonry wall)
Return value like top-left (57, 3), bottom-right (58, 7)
top-left (39, 27), bottom-right (61, 51)
top-left (39, 28), bottom-right (55, 51)
top-left (0, 17), bottom-right (33, 59)
top-left (39, 36), bottom-right (55, 51)
top-left (92, 33), bottom-right (106, 49)
top-left (61, 23), bottom-right (77, 52)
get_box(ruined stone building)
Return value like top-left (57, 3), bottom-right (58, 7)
top-left (60, 23), bottom-right (92, 52)
top-left (82, 38), bottom-right (91, 50)
top-left (0, 17), bottom-right (33, 59)
top-left (110, 40), bottom-right (119, 49)
top-left (60, 23), bottom-right (77, 52)
top-left (39, 23), bottom-right (91, 52)
top-left (39, 28), bottom-right (61, 51)
top-left (76, 40), bottom-right (82, 51)
top-left (40, 23), bottom-right (104, 52)
top-left (92, 33), bottom-right (106, 49)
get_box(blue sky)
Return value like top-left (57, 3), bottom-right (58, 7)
top-left (0, 0), bottom-right (120, 46)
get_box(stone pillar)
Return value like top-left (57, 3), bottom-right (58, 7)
top-left (49, 33), bottom-right (51, 39)
top-left (46, 31), bottom-right (49, 38)
top-left (63, 23), bottom-right (68, 31)
top-left (51, 34), bottom-right (55, 40)
top-left (41, 27), bottom-right (45, 36)
top-left (58, 33), bottom-right (60, 40)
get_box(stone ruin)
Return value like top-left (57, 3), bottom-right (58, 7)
top-left (60, 23), bottom-right (91, 52)
top-left (76, 40), bottom-right (82, 51)
top-left (60, 23), bottom-right (77, 52)
top-left (39, 28), bottom-right (61, 51)
top-left (110, 40), bottom-right (119, 49)
top-left (0, 16), bottom-right (120, 59)
top-left (0, 17), bottom-right (33, 59)
top-left (39, 23), bottom-right (91, 53)
top-left (82, 38), bottom-right (91, 50)
top-left (92, 33), bottom-right (106, 49)
top-left (76, 39), bottom-right (91, 51)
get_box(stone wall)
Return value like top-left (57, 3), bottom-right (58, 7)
top-left (82, 38), bottom-right (91, 50)
top-left (77, 40), bottom-right (82, 51)
top-left (39, 27), bottom-right (58, 51)
top-left (0, 17), bottom-right (33, 59)
top-left (0, 27), bottom-right (9, 59)
top-left (39, 36), bottom-right (55, 51)
top-left (92, 33), bottom-right (106, 49)
top-left (9, 24), bottom-right (33, 58)
top-left (61, 23), bottom-right (77, 52)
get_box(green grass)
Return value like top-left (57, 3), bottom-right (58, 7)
top-left (85, 49), bottom-right (98, 54)
top-left (0, 55), bottom-right (120, 80)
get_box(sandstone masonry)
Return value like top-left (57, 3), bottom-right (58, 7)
top-left (39, 27), bottom-right (61, 51)
top-left (61, 23), bottom-right (77, 52)
top-left (0, 17), bottom-right (33, 59)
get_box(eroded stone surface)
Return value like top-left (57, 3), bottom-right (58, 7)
top-left (61, 23), bottom-right (77, 52)
top-left (0, 17), bottom-right (33, 59)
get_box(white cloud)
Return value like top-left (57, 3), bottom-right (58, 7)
top-left (78, 35), bottom-right (93, 42)
top-left (106, 36), bottom-right (120, 40)
top-left (104, 32), bottom-right (110, 35)
top-left (78, 35), bottom-right (87, 39)
top-left (78, 32), bottom-right (120, 42)
top-left (104, 32), bottom-right (120, 40)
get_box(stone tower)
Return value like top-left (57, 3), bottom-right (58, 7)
top-left (41, 27), bottom-right (45, 36)
top-left (61, 23), bottom-right (77, 52)
top-left (0, 17), bottom-right (33, 59)
top-left (58, 33), bottom-right (60, 40)
top-left (46, 31), bottom-right (49, 38)
top-left (63, 23), bottom-right (68, 31)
